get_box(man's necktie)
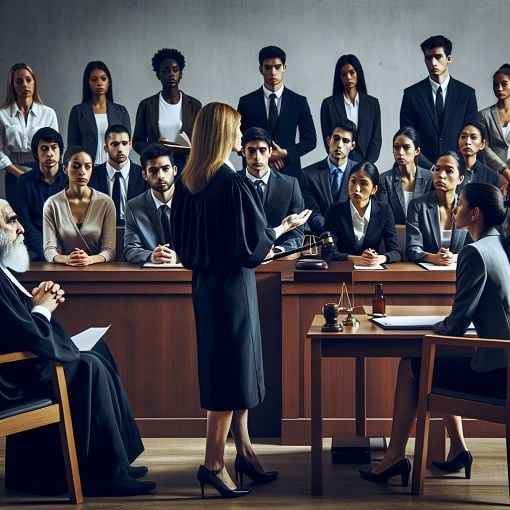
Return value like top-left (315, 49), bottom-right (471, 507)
top-left (435, 85), bottom-right (444, 127)
top-left (331, 168), bottom-right (341, 201)
top-left (268, 93), bottom-right (278, 136)
top-left (112, 171), bottom-right (123, 225)
top-left (254, 179), bottom-right (265, 203)
top-left (159, 205), bottom-right (172, 245)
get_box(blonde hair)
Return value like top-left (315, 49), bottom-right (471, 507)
top-left (1, 63), bottom-right (43, 108)
top-left (181, 102), bottom-right (241, 194)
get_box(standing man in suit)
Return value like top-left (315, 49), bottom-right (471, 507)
top-left (124, 144), bottom-right (178, 265)
top-left (301, 119), bottom-right (357, 234)
top-left (239, 127), bottom-right (305, 253)
top-left (88, 124), bottom-right (146, 225)
top-left (237, 46), bottom-right (316, 180)
top-left (400, 35), bottom-right (478, 169)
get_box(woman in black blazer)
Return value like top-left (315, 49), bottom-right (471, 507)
top-left (320, 55), bottom-right (382, 163)
top-left (133, 48), bottom-right (202, 170)
top-left (67, 61), bottom-right (130, 165)
top-left (323, 161), bottom-right (401, 265)
top-left (378, 127), bottom-right (432, 224)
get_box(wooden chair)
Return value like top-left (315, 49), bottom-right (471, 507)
top-left (412, 334), bottom-right (510, 500)
top-left (0, 351), bottom-right (83, 504)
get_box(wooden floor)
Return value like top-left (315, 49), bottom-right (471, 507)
top-left (1, 437), bottom-right (508, 509)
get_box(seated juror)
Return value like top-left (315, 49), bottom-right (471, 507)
top-left (0, 199), bottom-right (156, 496)
top-left (406, 151), bottom-right (468, 265)
top-left (301, 119), bottom-right (357, 235)
top-left (239, 127), bottom-right (304, 253)
top-left (124, 143), bottom-right (178, 264)
top-left (14, 127), bottom-right (67, 261)
top-left (322, 161), bottom-right (401, 265)
top-left (88, 124), bottom-right (146, 225)
top-left (43, 146), bottom-right (116, 265)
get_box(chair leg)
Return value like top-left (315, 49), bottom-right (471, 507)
top-left (52, 364), bottom-right (83, 504)
top-left (412, 404), bottom-right (430, 495)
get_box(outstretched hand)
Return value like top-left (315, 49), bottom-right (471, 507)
top-left (280, 209), bottom-right (312, 234)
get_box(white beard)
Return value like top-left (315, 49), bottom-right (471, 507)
top-left (0, 233), bottom-right (30, 273)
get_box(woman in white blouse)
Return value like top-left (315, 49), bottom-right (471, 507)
top-left (43, 146), bottom-right (116, 265)
top-left (0, 63), bottom-right (58, 202)
top-left (67, 61), bottom-right (131, 166)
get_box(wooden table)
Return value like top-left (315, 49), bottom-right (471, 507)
top-left (307, 306), bottom-right (450, 496)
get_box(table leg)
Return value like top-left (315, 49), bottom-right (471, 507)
top-left (355, 357), bottom-right (367, 436)
top-left (311, 338), bottom-right (322, 495)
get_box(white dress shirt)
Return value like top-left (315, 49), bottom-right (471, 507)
top-left (0, 102), bottom-right (58, 169)
top-left (263, 85), bottom-right (284, 117)
top-left (150, 188), bottom-right (172, 210)
top-left (350, 199), bottom-right (371, 248)
top-left (343, 93), bottom-right (359, 128)
top-left (106, 161), bottom-right (130, 220)
top-left (429, 74), bottom-right (450, 106)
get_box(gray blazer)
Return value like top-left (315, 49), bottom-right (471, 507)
top-left (434, 229), bottom-right (510, 371)
top-left (378, 166), bottom-right (432, 224)
top-left (124, 189), bottom-right (167, 264)
top-left (478, 105), bottom-right (510, 173)
top-left (405, 191), bottom-right (467, 261)
top-left (67, 100), bottom-right (131, 162)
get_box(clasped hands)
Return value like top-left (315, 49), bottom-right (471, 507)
top-left (269, 142), bottom-right (288, 171)
top-left (31, 280), bottom-right (65, 312)
top-left (66, 248), bottom-right (92, 266)
top-left (430, 247), bottom-right (455, 266)
top-left (150, 244), bottom-right (178, 264)
top-left (350, 248), bottom-right (387, 266)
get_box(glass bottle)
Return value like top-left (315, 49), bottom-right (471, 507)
top-left (372, 283), bottom-right (385, 315)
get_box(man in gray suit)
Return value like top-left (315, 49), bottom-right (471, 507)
top-left (124, 144), bottom-right (178, 264)
top-left (301, 119), bottom-right (357, 234)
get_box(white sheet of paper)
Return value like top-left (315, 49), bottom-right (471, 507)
top-left (71, 325), bottom-right (110, 351)
top-left (418, 262), bottom-right (457, 271)
top-left (142, 262), bottom-right (184, 268)
top-left (372, 315), bottom-right (446, 328)
top-left (353, 264), bottom-right (385, 270)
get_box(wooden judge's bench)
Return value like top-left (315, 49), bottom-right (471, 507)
top-left (19, 261), bottom-right (501, 442)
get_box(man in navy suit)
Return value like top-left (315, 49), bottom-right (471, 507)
top-left (88, 124), bottom-right (146, 225)
top-left (124, 144), bottom-right (178, 265)
top-left (239, 127), bottom-right (304, 253)
top-left (400, 34), bottom-right (478, 169)
top-left (301, 119), bottom-right (357, 235)
top-left (237, 46), bottom-right (316, 180)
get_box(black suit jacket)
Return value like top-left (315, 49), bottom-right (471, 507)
top-left (323, 200), bottom-right (401, 262)
top-left (237, 87), bottom-right (316, 179)
top-left (301, 157), bottom-right (356, 234)
top-left (67, 100), bottom-right (131, 162)
top-left (89, 161), bottom-right (146, 221)
top-left (238, 169), bottom-right (304, 251)
top-left (320, 92), bottom-right (382, 163)
top-left (400, 77), bottom-right (477, 168)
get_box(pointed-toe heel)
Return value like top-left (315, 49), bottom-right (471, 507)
top-left (234, 453), bottom-right (279, 487)
top-left (432, 450), bottom-right (473, 479)
top-left (196, 465), bottom-right (250, 499)
top-left (359, 458), bottom-right (411, 487)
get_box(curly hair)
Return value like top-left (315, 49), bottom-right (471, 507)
top-left (151, 48), bottom-right (186, 74)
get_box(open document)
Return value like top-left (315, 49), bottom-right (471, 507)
top-left (71, 325), bottom-right (110, 351)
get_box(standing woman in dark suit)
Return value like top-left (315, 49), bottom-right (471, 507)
top-left (67, 61), bottom-right (130, 165)
top-left (133, 48), bottom-right (202, 171)
top-left (323, 161), bottom-right (401, 265)
top-left (379, 127), bottom-right (432, 224)
top-left (320, 55), bottom-right (382, 163)
top-left (171, 102), bottom-right (309, 498)
top-left (478, 64), bottom-right (510, 187)
top-left (406, 151), bottom-right (467, 264)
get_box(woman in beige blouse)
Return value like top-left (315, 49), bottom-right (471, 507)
top-left (43, 146), bottom-right (116, 265)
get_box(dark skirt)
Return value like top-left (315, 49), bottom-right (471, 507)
top-left (411, 356), bottom-right (507, 397)
top-left (192, 267), bottom-right (265, 411)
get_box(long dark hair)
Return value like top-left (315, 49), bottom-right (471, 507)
top-left (332, 54), bottom-right (367, 96)
top-left (81, 61), bottom-right (113, 103)
top-left (462, 182), bottom-right (510, 257)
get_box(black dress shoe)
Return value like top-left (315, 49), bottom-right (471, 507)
top-left (107, 477), bottom-right (157, 496)
top-left (359, 458), bottom-right (411, 487)
top-left (432, 450), bottom-right (473, 479)
top-left (197, 465), bottom-right (250, 499)
top-left (129, 465), bottom-right (149, 479)
top-left (234, 453), bottom-right (278, 487)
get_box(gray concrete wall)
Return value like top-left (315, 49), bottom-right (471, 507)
top-left (0, 0), bottom-right (508, 197)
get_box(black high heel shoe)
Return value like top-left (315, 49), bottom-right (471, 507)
top-left (359, 458), bottom-right (411, 487)
top-left (234, 453), bottom-right (279, 487)
top-left (432, 450), bottom-right (473, 479)
top-left (196, 465), bottom-right (250, 499)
